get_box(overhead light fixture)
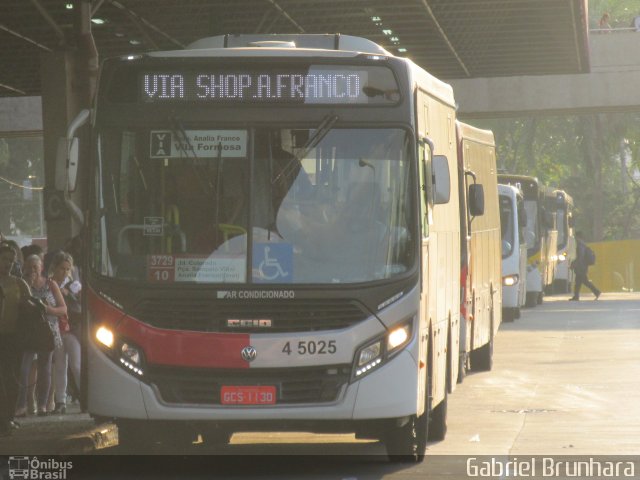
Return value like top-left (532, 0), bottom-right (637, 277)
top-left (91, 18), bottom-right (106, 25)
top-left (382, 29), bottom-right (393, 36)
top-left (65, 3), bottom-right (74, 9)
top-left (398, 48), bottom-right (407, 53)
top-left (390, 36), bottom-right (399, 43)
top-left (371, 16), bottom-right (381, 22)
top-left (129, 39), bottom-right (142, 45)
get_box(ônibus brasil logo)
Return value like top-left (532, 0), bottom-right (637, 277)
top-left (7, 457), bottom-right (72, 480)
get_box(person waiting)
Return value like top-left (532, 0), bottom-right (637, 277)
top-left (15, 255), bottom-right (66, 417)
top-left (49, 251), bottom-right (82, 414)
top-left (0, 244), bottom-right (31, 435)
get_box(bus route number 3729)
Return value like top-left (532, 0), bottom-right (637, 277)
top-left (281, 340), bottom-right (337, 356)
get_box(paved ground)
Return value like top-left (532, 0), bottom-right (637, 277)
top-left (0, 402), bottom-right (115, 455)
top-left (427, 291), bottom-right (640, 456)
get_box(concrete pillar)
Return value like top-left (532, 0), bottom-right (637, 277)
top-left (40, 50), bottom-right (80, 252)
top-left (40, 1), bottom-right (96, 252)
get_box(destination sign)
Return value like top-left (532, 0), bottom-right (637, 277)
top-left (138, 66), bottom-right (399, 104)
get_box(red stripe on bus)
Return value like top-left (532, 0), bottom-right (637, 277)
top-left (87, 288), bottom-right (250, 368)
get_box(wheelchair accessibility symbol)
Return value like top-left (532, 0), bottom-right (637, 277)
top-left (253, 243), bottom-right (293, 283)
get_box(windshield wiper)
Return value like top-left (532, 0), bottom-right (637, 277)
top-left (272, 114), bottom-right (339, 185)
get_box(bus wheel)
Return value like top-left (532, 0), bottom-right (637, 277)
top-left (553, 279), bottom-right (568, 294)
top-left (384, 412), bottom-right (428, 462)
top-left (457, 353), bottom-right (467, 384)
top-left (503, 307), bottom-right (520, 322)
top-left (469, 335), bottom-right (493, 372)
top-left (525, 292), bottom-right (538, 308)
top-left (428, 387), bottom-right (447, 441)
top-left (502, 308), bottom-right (514, 322)
top-left (385, 369), bottom-right (430, 462)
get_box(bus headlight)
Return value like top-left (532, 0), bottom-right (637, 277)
top-left (96, 326), bottom-right (114, 348)
top-left (120, 342), bottom-right (145, 376)
top-left (355, 341), bottom-right (383, 376)
top-left (558, 252), bottom-right (567, 262)
top-left (388, 324), bottom-right (410, 350)
top-left (94, 326), bottom-right (145, 377)
top-left (503, 274), bottom-right (519, 287)
top-left (352, 318), bottom-right (414, 380)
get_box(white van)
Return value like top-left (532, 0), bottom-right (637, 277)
top-left (499, 184), bottom-right (527, 321)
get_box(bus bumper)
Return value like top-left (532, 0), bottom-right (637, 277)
top-left (88, 339), bottom-right (419, 422)
top-left (502, 283), bottom-right (520, 309)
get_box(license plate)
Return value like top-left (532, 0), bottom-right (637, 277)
top-left (220, 386), bottom-right (277, 405)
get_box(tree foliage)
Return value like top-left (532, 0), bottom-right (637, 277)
top-left (474, 113), bottom-right (640, 241)
top-left (590, 0), bottom-right (640, 28)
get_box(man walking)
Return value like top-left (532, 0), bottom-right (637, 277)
top-left (569, 231), bottom-right (601, 301)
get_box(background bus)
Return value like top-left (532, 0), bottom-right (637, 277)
top-left (552, 190), bottom-right (576, 293)
top-left (456, 121), bottom-right (501, 379)
top-left (540, 185), bottom-right (559, 295)
top-left (498, 184), bottom-right (527, 321)
top-left (497, 174), bottom-right (556, 307)
top-left (61, 33), bottom-right (462, 461)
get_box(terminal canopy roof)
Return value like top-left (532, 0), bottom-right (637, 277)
top-left (0, 0), bottom-right (589, 97)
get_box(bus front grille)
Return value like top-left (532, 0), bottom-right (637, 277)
top-left (147, 365), bottom-right (351, 405)
top-left (132, 299), bottom-right (369, 333)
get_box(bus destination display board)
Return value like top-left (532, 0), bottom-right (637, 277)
top-left (139, 66), bottom-right (399, 105)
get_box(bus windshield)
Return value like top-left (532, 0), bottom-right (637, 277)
top-left (92, 126), bottom-right (415, 285)
top-left (556, 207), bottom-right (567, 249)
top-left (523, 200), bottom-right (539, 252)
top-left (499, 195), bottom-right (514, 258)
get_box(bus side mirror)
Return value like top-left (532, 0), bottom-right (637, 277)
top-left (468, 184), bottom-right (485, 216)
top-left (55, 137), bottom-right (79, 191)
top-left (55, 109), bottom-right (90, 193)
top-left (432, 155), bottom-right (450, 205)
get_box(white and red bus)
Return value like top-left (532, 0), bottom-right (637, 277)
top-left (61, 34), bottom-right (462, 461)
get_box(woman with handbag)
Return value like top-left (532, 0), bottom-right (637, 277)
top-left (15, 254), bottom-right (66, 417)
top-left (49, 251), bottom-right (81, 414)
top-left (0, 244), bottom-right (31, 436)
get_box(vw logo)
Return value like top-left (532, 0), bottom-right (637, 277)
top-left (241, 346), bottom-right (257, 362)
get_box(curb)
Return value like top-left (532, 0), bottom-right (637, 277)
top-left (57, 423), bottom-right (118, 454)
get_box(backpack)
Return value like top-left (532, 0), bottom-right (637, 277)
top-left (584, 246), bottom-right (596, 266)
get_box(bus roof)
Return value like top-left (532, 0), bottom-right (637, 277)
top-left (187, 34), bottom-right (390, 55)
top-left (498, 183), bottom-right (523, 198)
top-left (554, 189), bottom-right (574, 205)
top-left (498, 174), bottom-right (539, 185)
top-left (456, 121), bottom-right (495, 146)
top-left (498, 174), bottom-right (540, 198)
top-left (146, 34), bottom-right (390, 59)
top-left (147, 47), bottom-right (366, 59)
